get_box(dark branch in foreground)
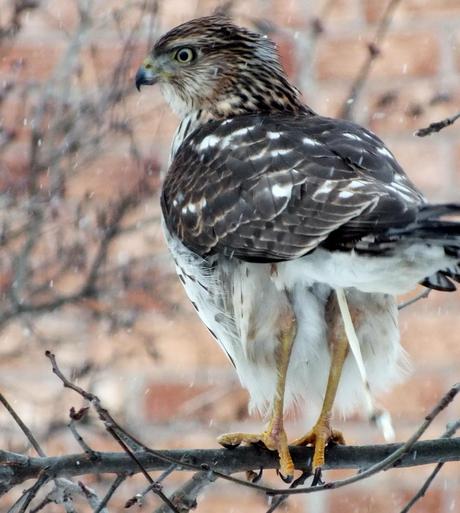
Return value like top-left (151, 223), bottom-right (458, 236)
top-left (1, 438), bottom-right (459, 495)
top-left (415, 111), bottom-right (460, 137)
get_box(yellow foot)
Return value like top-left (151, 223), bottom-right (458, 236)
top-left (291, 422), bottom-right (345, 474)
top-left (218, 428), bottom-right (294, 480)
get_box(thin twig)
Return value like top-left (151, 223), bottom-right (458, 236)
top-left (7, 472), bottom-right (50, 513)
top-left (415, 111), bottom-right (460, 137)
top-left (68, 407), bottom-right (98, 458)
top-left (93, 474), bottom-right (127, 513)
top-left (399, 419), bottom-right (460, 513)
top-left (153, 471), bottom-right (217, 513)
top-left (46, 350), bottom-right (181, 513)
top-left (398, 288), bottom-right (431, 310)
top-left (0, 392), bottom-right (45, 457)
top-left (266, 472), bottom-right (310, 513)
top-left (339, 0), bottom-right (403, 120)
top-left (125, 464), bottom-right (177, 508)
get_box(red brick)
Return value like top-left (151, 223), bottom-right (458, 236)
top-left (373, 33), bottom-right (440, 79)
top-left (330, 480), bottom-right (444, 513)
top-left (0, 42), bottom-right (65, 81)
top-left (455, 31), bottom-right (460, 73)
top-left (315, 36), bottom-right (368, 80)
top-left (316, 32), bottom-right (439, 81)
top-left (273, 33), bottom-right (297, 78)
top-left (382, 372), bottom-right (450, 421)
top-left (265, 0), bottom-right (312, 29)
top-left (401, 308), bottom-right (460, 365)
top-left (364, 0), bottom-right (460, 23)
top-left (367, 82), bottom-right (460, 136)
top-left (144, 382), bottom-right (211, 421)
top-left (379, 138), bottom-right (450, 199)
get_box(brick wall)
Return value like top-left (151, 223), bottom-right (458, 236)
top-left (0, 1), bottom-right (459, 512)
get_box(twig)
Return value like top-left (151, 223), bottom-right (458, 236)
top-left (125, 464), bottom-right (177, 508)
top-left (7, 472), bottom-right (50, 513)
top-left (153, 470), bottom-right (217, 513)
top-left (415, 111), bottom-right (460, 137)
top-left (266, 471), bottom-right (310, 513)
top-left (0, 391), bottom-right (45, 457)
top-left (399, 419), bottom-right (460, 513)
top-left (339, 0), bottom-right (403, 120)
top-left (398, 288), bottom-right (431, 310)
top-left (45, 350), bottom-right (181, 513)
top-left (93, 474), bottom-right (127, 513)
top-left (68, 407), bottom-right (98, 458)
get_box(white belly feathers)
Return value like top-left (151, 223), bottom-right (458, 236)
top-left (163, 222), bottom-right (406, 419)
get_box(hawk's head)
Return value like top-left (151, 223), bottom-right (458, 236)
top-left (136, 16), bottom-right (306, 117)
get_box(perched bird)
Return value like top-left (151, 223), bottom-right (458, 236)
top-left (136, 15), bottom-right (460, 480)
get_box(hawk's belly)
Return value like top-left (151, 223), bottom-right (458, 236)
top-left (163, 223), bottom-right (406, 417)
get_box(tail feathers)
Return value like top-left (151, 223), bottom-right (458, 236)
top-left (387, 203), bottom-right (460, 292)
top-left (421, 272), bottom-right (457, 292)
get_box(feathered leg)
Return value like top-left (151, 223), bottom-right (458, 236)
top-left (291, 291), bottom-right (347, 478)
top-left (218, 303), bottom-right (297, 480)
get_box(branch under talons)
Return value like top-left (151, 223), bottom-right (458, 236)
top-left (1, 437), bottom-right (459, 493)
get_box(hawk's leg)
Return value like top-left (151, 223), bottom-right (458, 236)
top-left (217, 305), bottom-right (297, 480)
top-left (291, 292), bottom-right (348, 477)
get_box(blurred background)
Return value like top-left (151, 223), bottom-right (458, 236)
top-left (0, 0), bottom-right (459, 511)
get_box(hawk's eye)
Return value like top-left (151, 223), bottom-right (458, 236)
top-left (174, 47), bottom-right (196, 64)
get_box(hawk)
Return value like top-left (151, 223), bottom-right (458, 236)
top-left (136, 16), bottom-right (460, 480)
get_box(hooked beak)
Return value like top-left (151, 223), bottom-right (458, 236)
top-left (135, 57), bottom-right (159, 91)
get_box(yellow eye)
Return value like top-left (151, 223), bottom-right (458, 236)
top-left (174, 47), bottom-right (196, 64)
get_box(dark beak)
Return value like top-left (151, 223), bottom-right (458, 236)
top-left (135, 65), bottom-right (158, 91)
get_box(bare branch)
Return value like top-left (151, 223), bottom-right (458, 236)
top-left (153, 471), bottom-right (217, 513)
top-left (339, 0), bottom-right (403, 120)
top-left (399, 419), bottom-right (460, 513)
top-left (1, 437), bottom-right (459, 495)
top-left (0, 392), bottom-right (45, 457)
top-left (398, 289), bottom-right (431, 310)
top-left (46, 350), bottom-right (181, 512)
top-left (415, 111), bottom-right (460, 137)
top-left (93, 474), bottom-right (126, 513)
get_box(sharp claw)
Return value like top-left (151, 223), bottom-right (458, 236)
top-left (219, 441), bottom-right (240, 449)
top-left (277, 469), bottom-right (293, 483)
top-left (311, 467), bottom-right (324, 486)
top-left (246, 467), bottom-right (264, 483)
top-left (291, 470), bottom-right (311, 488)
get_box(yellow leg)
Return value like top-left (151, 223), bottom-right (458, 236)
top-left (291, 292), bottom-right (348, 476)
top-left (218, 305), bottom-right (297, 480)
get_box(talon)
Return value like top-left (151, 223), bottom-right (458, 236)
top-left (246, 467), bottom-right (263, 483)
top-left (277, 469), bottom-right (293, 483)
top-left (311, 467), bottom-right (324, 486)
top-left (218, 427), bottom-right (295, 481)
top-left (291, 422), bottom-right (345, 472)
top-left (220, 442), bottom-right (240, 449)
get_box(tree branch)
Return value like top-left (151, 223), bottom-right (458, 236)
top-left (1, 438), bottom-right (459, 495)
top-left (339, 0), bottom-right (403, 120)
top-left (415, 111), bottom-right (460, 137)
